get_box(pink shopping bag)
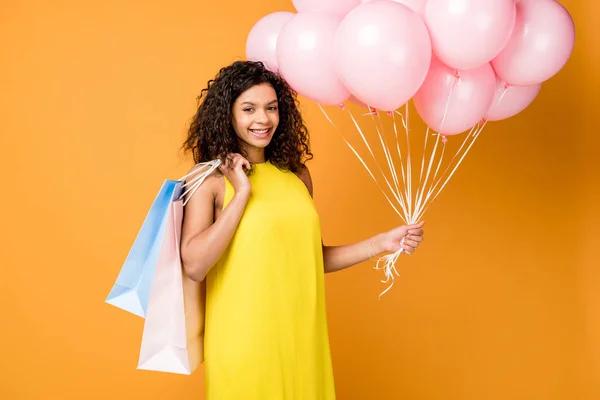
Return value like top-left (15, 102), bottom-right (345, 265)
top-left (136, 197), bottom-right (205, 374)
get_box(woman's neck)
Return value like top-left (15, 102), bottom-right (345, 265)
top-left (241, 144), bottom-right (266, 164)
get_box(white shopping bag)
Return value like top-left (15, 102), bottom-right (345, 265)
top-left (136, 197), bottom-right (205, 375)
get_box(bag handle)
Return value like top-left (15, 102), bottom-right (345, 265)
top-left (178, 159), bottom-right (222, 206)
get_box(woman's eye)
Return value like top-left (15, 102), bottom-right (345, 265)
top-left (243, 108), bottom-right (253, 112)
top-left (268, 106), bottom-right (278, 111)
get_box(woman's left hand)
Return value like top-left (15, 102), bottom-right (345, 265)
top-left (379, 221), bottom-right (425, 255)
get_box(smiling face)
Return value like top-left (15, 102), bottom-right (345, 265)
top-left (231, 83), bottom-right (280, 159)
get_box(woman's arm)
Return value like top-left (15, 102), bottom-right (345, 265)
top-left (321, 226), bottom-right (423, 273)
top-left (180, 155), bottom-right (252, 282)
top-left (322, 236), bottom-right (385, 274)
top-left (296, 166), bottom-right (424, 274)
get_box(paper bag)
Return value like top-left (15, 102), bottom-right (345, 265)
top-left (136, 198), bottom-right (205, 374)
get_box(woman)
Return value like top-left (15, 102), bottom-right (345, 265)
top-left (180, 60), bottom-right (424, 399)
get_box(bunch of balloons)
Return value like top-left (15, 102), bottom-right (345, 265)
top-left (246, 0), bottom-right (575, 136)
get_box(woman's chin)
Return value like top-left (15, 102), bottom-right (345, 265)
top-left (239, 138), bottom-right (272, 150)
top-left (243, 133), bottom-right (274, 148)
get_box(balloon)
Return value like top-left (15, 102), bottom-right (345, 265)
top-left (492, 0), bottom-right (575, 86)
top-left (360, 0), bottom-right (426, 15)
top-left (414, 58), bottom-right (496, 135)
top-left (277, 13), bottom-right (350, 105)
top-left (485, 78), bottom-right (542, 121)
top-left (292, 0), bottom-right (360, 16)
top-left (246, 12), bottom-right (295, 72)
top-left (335, 1), bottom-right (431, 111)
top-left (424, 0), bottom-right (516, 70)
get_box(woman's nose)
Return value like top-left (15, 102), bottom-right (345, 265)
top-left (254, 109), bottom-right (269, 123)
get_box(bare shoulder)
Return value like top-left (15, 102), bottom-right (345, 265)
top-left (294, 164), bottom-right (313, 197)
top-left (183, 165), bottom-right (223, 197)
top-left (181, 165), bottom-right (225, 212)
top-left (180, 166), bottom-right (224, 246)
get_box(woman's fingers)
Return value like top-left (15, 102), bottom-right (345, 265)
top-left (406, 234), bottom-right (423, 242)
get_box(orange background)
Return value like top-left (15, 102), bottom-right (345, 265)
top-left (1, 0), bottom-right (598, 399)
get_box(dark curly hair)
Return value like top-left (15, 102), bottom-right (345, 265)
top-left (182, 60), bottom-right (313, 173)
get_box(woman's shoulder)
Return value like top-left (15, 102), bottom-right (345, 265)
top-left (293, 164), bottom-right (313, 197)
top-left (183, 163), bottom-right (225, 202)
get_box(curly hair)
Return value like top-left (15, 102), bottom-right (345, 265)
top-left (182, 60), bottom-right (313, 173)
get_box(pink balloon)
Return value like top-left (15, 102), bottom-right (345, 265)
top-left (360, 0), bottom-right (426, 15)
top-left (246, 12), bottom-right (295, 72)
top-left (277, 13), bottom-right (350, 105)
top-left (335, 1), bottom-right (432, 111)
top-left (292, 0), bottom-right (360, 16)
top-left (492, 0), bottom-right (575, 86)
top-left (485, 78), bottom-right (542, 121)
top-left (424, 0), bottom-right (516, 70)
top-left (414, 58), bottom-right (496, 135)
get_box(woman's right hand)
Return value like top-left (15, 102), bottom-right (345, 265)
top-left (220, 153), bottom-right (252, 196)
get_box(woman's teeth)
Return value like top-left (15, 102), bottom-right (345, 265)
top-left (250, 128), bottom-right (270, 137)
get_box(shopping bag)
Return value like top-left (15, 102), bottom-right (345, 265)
top-left (136, 198), bottom-right (205, 374)
top-left (105, 180), bottom-right (182, 317)
top-left (105, 160), bottom-right (221, 318)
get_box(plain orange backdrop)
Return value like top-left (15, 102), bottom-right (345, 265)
top-left (1, 0), bottom-right (599, 399)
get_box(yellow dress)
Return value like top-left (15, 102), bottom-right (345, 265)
top-left (204, 161), bottom-right (336, 399)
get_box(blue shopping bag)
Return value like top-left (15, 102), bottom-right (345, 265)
top-left (105, 180), bottom-right (184, 317)
top-left (105, 159), bottom-right (222, 318)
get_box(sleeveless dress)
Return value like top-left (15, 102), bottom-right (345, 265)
top-left (204, 161), bottom-right (336, 399)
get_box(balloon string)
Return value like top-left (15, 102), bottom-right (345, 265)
top-left (317, 104), bottom-right (406, 222)
top-left (347, 108), bottom-right (408, 218)
top-left (438, 72), bottom-right (459, 137)
top-left (374, 239), bottom-right (405, 300)
top-left (414, 76), bottom-right (457, 217)
top-left (319, 97), bottom-right (485, 298)
top-left (390, 111), bottom-right (411, 219)
top-left (318, 103), bottom-right (410, 298)
top-left (369, 110), bottom-right (408, 214)
top-left (417, 125), bottom-right (431, 196)
top-left (390, 112), bottom-right (408, 200)
top-left (402, 103), bottom-right (414, 222)
top-left (414, 133), bottom-right (441, 219)
top-left (415, 121), bottom-right (487, 222)
top-left (431, 140), bottom-right (446, 193)
top-left (415, 122), bottom-right (479, 220)
top-left (371, 110), bottom-right (413, 297)
top-left (496, 85), bottom-right (509, 108)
